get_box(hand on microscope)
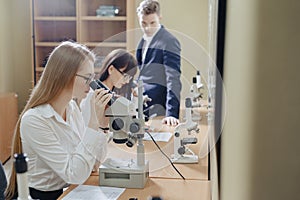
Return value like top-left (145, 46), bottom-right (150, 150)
top-left (88, 88), bottom-right (113, 131)
top-left (162, 116), bottom-right (180, 126)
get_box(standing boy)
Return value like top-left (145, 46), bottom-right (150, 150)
top-left (136, 0), bottom-right (182, 126)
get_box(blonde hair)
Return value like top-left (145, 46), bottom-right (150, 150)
top-left (5, 41), bottom-right (95, 199)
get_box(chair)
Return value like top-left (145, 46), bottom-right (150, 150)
top-left (0, 161), bottom-right (7, 200)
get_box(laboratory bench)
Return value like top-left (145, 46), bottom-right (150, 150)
top-left (59, 106), bottom-right (210, 199)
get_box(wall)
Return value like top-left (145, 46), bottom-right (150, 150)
top-left (0, 0), bottom-right (32, 113)
top-left (221, 0), bottom-right (300, 199)
top-left (11, 0), bottom-right (32, 112)
top-left (159, 0), bottom-right (208, 47)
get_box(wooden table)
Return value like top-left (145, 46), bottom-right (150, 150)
top-left (59, 106), bottom-right (210, 199)
top-left (59, 175), bottom-right (211, 200)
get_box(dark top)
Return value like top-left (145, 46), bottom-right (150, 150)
top-left (136, 26), bottom-right (182, 119)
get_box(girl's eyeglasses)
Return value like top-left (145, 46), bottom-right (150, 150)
top-left (113, 66), bottom-right (132, 82)
top-left (76, 73), bottom-right (95, 85)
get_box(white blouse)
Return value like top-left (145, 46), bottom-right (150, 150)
top-left (20, 100), bottom-right (107, 191)
top-left (80, 90), bottom-right (94, 126)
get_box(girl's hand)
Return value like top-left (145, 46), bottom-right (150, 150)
top-left (94, 88), bottom-right (112, 109)
top-left (93, 88), bottom-right (112, 128)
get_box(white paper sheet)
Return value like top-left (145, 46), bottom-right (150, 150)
top-left (62, 185), bottom-right (125, 200)
top-left (143, 132), bottom-right (173, 142)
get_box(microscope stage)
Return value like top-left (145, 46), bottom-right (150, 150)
top-left (171, 154), bottom-right (199, 164)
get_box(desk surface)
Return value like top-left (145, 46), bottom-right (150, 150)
top-left (59, 106), bottom-right (210, 200)
top-left (59, 175), bottom-right (211, 200)
top-left (107, 112), bottom-right (209, 180)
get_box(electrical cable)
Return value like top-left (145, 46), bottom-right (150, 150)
top-left (145, 130), bottom-right (185, 180)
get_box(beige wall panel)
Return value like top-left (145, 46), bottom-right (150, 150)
top-left (11, 0), bottom-right (32, 112)
top-left (0, 1), bottom-right (13, 92)
top-left (0, 0), bottom-right (31, 112)
top-left (221, 0), bottom-right (300, 200)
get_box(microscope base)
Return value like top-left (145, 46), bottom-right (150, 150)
top-left (171, 154), bottom-right (199, 164)
top-left (99, 158), bottom-right (149, 188)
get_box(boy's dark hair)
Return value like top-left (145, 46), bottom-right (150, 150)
top-left (137, 0), bottom-right (160, 16)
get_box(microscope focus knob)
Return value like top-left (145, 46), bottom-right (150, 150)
top-left (111, 118), bottom-right (124, 130)
top-left (129, 122), bottom-right (140, 133)
top-left (178, 146), bottom-right (186, 155)
top-left (126, 140), bottom-right (134, 148)
top-left (185, 98), bottom-right (192, 108)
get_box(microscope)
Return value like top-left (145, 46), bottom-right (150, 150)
top-left (187, 70), bottom-right (204, 121)
top-left (171, 97), bottom-right (200, 163)
top-left (171, 71), bottom-right (205, 163)
top-left (90, 80), bottom-right (149, 188)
